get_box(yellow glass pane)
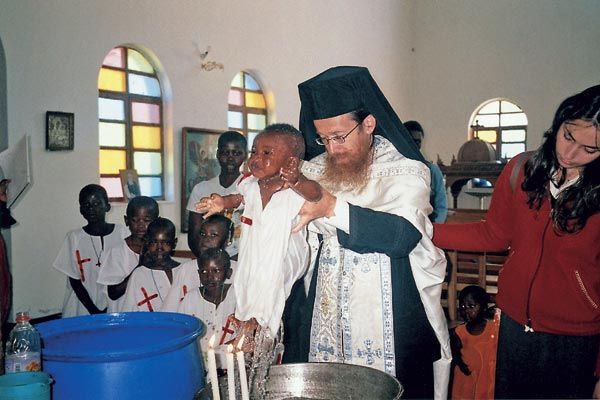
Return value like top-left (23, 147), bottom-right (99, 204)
top-left (245, 92), bottom-right (266, 109)
top-left (99, 149), bottom-right (126, 174)
top-left (98, 68), bottom-right (126, 92)
top-left (477, 130), bottom-right (497, 143)
top-left (133, 125), bottom-right (161, 149)
top-left (231, 72), bottom-right (243, 88)
top-left (127, 49), bottom-right (154, 74)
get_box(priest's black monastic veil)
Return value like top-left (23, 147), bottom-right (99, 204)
top-left (298, 66), bottom-right (424, 163)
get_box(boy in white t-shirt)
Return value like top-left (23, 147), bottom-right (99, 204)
top-left (187, 131), bottom-right (247, 258)
top-left (122, 218), bottom-right (194, 313)
top-left (97, 196), bottom-right (159, 312)
top-left (177, 248), bottom-right (236, 369)
top-left (53, 184), bottom-right (128, 317)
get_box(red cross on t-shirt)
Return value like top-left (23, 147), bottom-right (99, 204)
top-left (137, 287), bottom-right (158, 311)
top-left (75, 250), bottom-right (91, 282)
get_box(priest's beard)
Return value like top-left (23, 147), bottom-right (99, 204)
top-left (320, 145), bottom-right (373, 194)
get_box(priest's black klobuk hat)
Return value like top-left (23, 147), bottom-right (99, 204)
top-left (298, 66), bottom-right (424, 162)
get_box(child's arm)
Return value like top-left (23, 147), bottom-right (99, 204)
top-left (280, 158), bottom-right (322, 202)
top-left (195, 193), bottom-right (243, 218)
top-left (449, 327), bottom-right (471, 375)
top-left (69, 277), bottom-right (106, 314)
top-left (107, 273), bottom-right (134, 301)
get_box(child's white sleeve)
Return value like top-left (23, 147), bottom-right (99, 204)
top-left (120, 269), bottom-right (140, 312)
top-left (52, 232), bottom-right (80, 279)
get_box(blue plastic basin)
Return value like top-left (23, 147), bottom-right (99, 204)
top-left (37, 312), bottom-right (205, 399)
top-left (0, 372), bottom-right (52, 400)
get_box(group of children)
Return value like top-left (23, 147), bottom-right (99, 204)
top-left (51, 184), bottom-right (239, 365)
top-left (52, 122), bottom-right (320, 371)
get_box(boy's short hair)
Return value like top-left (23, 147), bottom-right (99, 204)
top-left (146, 217), bottom-right (176, 241)
top-left (403, 120), bottom-right (424, 135)
top-left (218, 130), bottom-right (247, 150)
top-left (126, 196), bottom-right (159, 218)
top-left (261, 123), bottom-right (305, 159)
top-left (201, 214), bottom-right (234, 242)
top-left (79, 184), bottom-right (109, 204)
top-left (198, 247), bottom-right (231, 271)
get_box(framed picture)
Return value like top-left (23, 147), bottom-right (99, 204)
top-left (120, 169), bottom-right (141, 200)
top-left (46, 111), bottom-right (74, 151)
top-left (181, 127), bottom-right (222, 232)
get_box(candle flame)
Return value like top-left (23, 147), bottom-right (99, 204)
top-left (227, 344), bottom-right (234, 353)
top-left (237, 335), bottom-right (245, 351)
top-left (208, 333), bottom-right (216, 348)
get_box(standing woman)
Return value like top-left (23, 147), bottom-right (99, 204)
top-left (434, 85), bottom-right (600, 399)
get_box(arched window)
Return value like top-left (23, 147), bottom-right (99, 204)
top-left (469, 99), bottom-right (528, 160)
top-left (98, 46), bottom-right (164, 200)
top-left (227, 71), bottom-right (267, 149)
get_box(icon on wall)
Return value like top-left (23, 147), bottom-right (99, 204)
top-left (46, 111), bottom-right (74, 151)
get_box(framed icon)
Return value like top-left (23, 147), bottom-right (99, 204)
top-left (46, 111), bottom-right (74, 151)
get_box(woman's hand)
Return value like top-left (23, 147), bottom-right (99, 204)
top-left (593, 378), bottom-right (600, 399)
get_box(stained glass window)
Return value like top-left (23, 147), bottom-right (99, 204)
top-left (228, 71), bottom-right (268, 150)
top-left (470, 99), bottom-right (528, 160)
top-left (98, 46), bottom-right (164, 200)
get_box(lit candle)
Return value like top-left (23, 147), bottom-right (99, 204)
top-left (226, 344), bottom-right (236, 400)
top-left (236, 335), bottom-right (250, 400)
top-left (207, 334), bottom-right (220, 400)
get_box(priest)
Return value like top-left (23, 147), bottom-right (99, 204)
top-left (283, 66), bottom-right (451, 399)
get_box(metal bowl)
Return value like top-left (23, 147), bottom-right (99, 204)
top-left (195, 362), bottom-right (403, 399)
top-left (264, 362), bottom-right (403, 400)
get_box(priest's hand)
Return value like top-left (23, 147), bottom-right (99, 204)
top-left (292, 187), bottom-right (336, 233)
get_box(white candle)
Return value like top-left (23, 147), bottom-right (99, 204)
top-left (226, 344), bottom-right (236, 400)
top-left (236, 336), bottom-right (250, 400)
top-left (207, 334), bottom-right (220, 400)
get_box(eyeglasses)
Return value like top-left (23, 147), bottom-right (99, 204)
top-left (315, 122), bottom-right (361, 146)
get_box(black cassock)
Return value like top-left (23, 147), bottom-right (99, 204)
top-left (283, 204), bottom-right (442, 399)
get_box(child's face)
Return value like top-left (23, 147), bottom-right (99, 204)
top-left (248, 133), bottom-right (294, 180)
top-left (144, 228), bottom-right (176, 266)
top-left (79, 192), bottom-right (110, 224)
top-left (459, 294), bottom-right (483, 323)
top-left (198, 222), bottom-right (227, 253)
top-left (199, 259), bottom-right (230, 288)
top-left (217, 141), bottom-right (246, 174)
top-left (125, 207), bottom-right (157, 240)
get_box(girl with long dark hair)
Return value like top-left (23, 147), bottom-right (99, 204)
top-left (434, 85), bottom-right (600, 398)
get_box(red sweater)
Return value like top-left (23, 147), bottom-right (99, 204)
top-left (434, 154), bottom-right (600, 374)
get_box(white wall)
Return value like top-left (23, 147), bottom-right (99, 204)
top-left (408, 0), bottom-right (600, 208)
top-left (0, 0), bottom-right (413, 318)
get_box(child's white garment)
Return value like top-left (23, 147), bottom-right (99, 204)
top-left (234, 176), bottom-right (309, 334)
top-left (53, 225), bottom-right (129, 317)
top-left (122, 260), bottom-right (200, 312)
top-left (187, 175), bottom-right (244, 257)
top-left (177, 276), bottom-right (237, 369)
top-left (97, 240), bottom-right (140, 312)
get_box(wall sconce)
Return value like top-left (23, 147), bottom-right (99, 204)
top-left (194, 43), bottom-right (224, 72)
